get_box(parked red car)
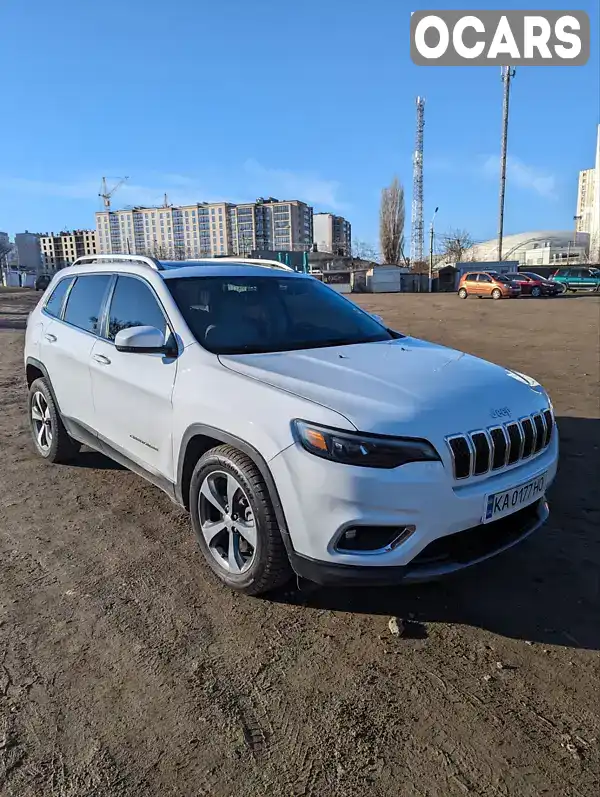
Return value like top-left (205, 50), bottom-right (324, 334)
top-left (504, 272), bottom-right (562, 298)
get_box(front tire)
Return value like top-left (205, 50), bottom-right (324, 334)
top-left (531, 286), bottom-right (542, 298)
top-left (28, 378), bottom-right (80, 463)
top-left (189, 445), bottom-right (291, 595)
top-left (492, 288), bottom-right (502, 300)
top-left (458, 288), bottom-right (468, 299)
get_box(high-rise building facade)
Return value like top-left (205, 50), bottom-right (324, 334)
top-left (591, 125), bottom-right (600, 261)
top-left (39, 229), bottom-right (97, 270)
top-left (96, 198), bottom-right (313, 258)
top-left (96, 202), bottom-right (231, 259)
top-left (229, 198), bottom-right (313, 255)
top-left (313, 213), bottom-right (352, 256)
top-left (575, 125), bottom-right (600, 262)
top-left (576, 169), bottom-right (595, 234)
top-left (15, 232), bottom-right (43, 271)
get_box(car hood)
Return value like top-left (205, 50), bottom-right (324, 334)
top-left (218, 337), bottom-right (549, 436)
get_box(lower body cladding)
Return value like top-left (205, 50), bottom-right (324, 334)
top-left (269, 436), bottom-right (559, 586)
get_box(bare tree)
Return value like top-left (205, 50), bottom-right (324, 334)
top-left (440, 228), bottom-right (474, 263)
top-left (351, 240), bottom-right (379, 262)
top-left (379, 177), bottom-right (405, 265)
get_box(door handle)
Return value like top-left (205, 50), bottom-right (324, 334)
top-left (93, 354), bottom-right (111, 366)
top-left (44, 333), bottom-right (57, 343)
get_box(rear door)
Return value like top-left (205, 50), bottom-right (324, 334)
top-left (40, 274), bottom-right (112, 431)
top-left (463, 273), bottom-right (478, 294)
top-left (89, 274), bottom-right (178, 481)
top-left (569, 268), bottom-right (584, 288)
top-left (476, 273), bottom-right (492, 296)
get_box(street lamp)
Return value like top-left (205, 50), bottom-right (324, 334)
top-left (429, 206), bottom-right (439, 292)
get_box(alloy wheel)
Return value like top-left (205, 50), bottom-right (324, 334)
top-left (198, 470), bottom-right (257, 574)
top-left (31, 391), bottom-right (53, 452)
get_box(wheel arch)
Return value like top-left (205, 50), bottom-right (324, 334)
top-left (176, 424), bottom-right (292, 544)
top-left (25, 358), bottom-right (62, 415)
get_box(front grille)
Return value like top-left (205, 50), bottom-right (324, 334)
top-left (446, 408), bottom-right (554, 480)
top-left (521, 417), bottom-right (535, 458)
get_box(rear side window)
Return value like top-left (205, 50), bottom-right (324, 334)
top-left (63, 275), bottom-right (112, 335)
top-left (465, 274), bottom-right (477, 282)
top-left (106, 276), bottom-right (168, 341)
top-left (44, 277), bottom-right (74, 318)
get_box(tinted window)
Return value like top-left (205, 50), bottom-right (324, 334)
top-left (44, 278), bottom-right (74, 318)
top-left (477, 274), bottom-right (492, 283)
top-left (166, 275), bottom-right (396, 354)
top-left (465, 274), bottom-right (477, 282)
top-left (63, 275), bottom-right (111, 335)
top-left (107, 276), bottom-right (167, 341)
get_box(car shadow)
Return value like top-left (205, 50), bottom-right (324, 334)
top-left (556, 292), bottom-right (600, 299)
top-left (272, 416), bottom-right (600, 651)
top-left (0, 317), bottom-right (27, 330)
top-left (70, 449), bottom-right (126, 471)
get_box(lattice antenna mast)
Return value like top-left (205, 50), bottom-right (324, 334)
top-left (410, 96), bottom-right (425, 265)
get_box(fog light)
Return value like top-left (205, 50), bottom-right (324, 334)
top-left (336, 525), bottom-right (416, 553)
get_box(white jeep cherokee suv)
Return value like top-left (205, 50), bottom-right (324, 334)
top-left (24, 255), bottom-right (558, 595)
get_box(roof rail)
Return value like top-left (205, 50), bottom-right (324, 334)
top-left (71, 254), bottom-right (163, 271)
top-left (188, 257), bottom-right (295, 272)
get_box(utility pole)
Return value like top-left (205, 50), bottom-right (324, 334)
top-left (428, 206), bottom-right (439, 292)
top-left (411, 97), bottom-right (425, 268)
top-left (498, 67), bottom-right (515, 262)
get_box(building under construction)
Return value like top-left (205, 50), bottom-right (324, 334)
top-left (39, 230), bottom-right (98, 271)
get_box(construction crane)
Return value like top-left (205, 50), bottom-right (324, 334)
top-left (410, 96), bottom-right (425, 267)
top-left (99, 176), bottom-right (129, 211)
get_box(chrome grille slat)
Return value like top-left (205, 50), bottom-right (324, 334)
top-left (446, 408), bottom-right (554, 480)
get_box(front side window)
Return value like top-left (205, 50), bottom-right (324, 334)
top-left (63, 275), bottom-right (112, 334)
top-left (166, 275), bottom-right (396, 355)
top-left (44, 277), bottom-right (74, 318)
top-left (106, 276), bottom-right (167, 341)
top-left (477, 274), bottom-right (492, 283)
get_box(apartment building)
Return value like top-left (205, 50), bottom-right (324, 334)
top-left (96, 202), bottom-right (232, 258)
top-left (313, 213), bottom-right (352, 256)
top-left (576, 168), bottom-right (596, 235)
top-left (96, 198), bottom-right (313, 258)
top-left (39, 229), bottom-right (98, 270)
top-left (575, 125), bottom-right (600, 262)
top-left (15, 232), bottom-right (43, 271)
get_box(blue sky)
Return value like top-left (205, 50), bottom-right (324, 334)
top-left (0, 0), bottom-right (598, 249)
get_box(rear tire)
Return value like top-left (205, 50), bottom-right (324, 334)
top-left (458, 288), bottom-right (468, 299)
top-left (492, 288), bottom-right (502, 300)
top-left (189, 445), bottom-right (291, 595)
top-left (28, 378), bottom-right (80, 463)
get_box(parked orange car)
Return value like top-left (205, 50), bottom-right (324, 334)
top-left (458, 271), bottom-right (521, 300)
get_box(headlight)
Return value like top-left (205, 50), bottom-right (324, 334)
top-left (293, 420), bottom-right (440, 469)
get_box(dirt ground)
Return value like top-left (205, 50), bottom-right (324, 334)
top-left (1, 287), bottom-right (599, 797)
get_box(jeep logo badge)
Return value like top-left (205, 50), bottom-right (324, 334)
top-left (491, 406), bottom-right (512, 419)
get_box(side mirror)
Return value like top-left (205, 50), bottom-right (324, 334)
top-left (114, 325), bottom-right (173, 355)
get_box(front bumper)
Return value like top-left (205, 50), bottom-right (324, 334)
top-left (270, 434), bottom-right (558, 585)
top-left (288, 498), bottom-right (548, 586)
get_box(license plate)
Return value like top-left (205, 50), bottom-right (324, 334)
top-left (484, 472), bottom-right (546, 523)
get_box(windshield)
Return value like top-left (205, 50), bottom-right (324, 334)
top-left (166, 275), bottom-right (396, 354)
